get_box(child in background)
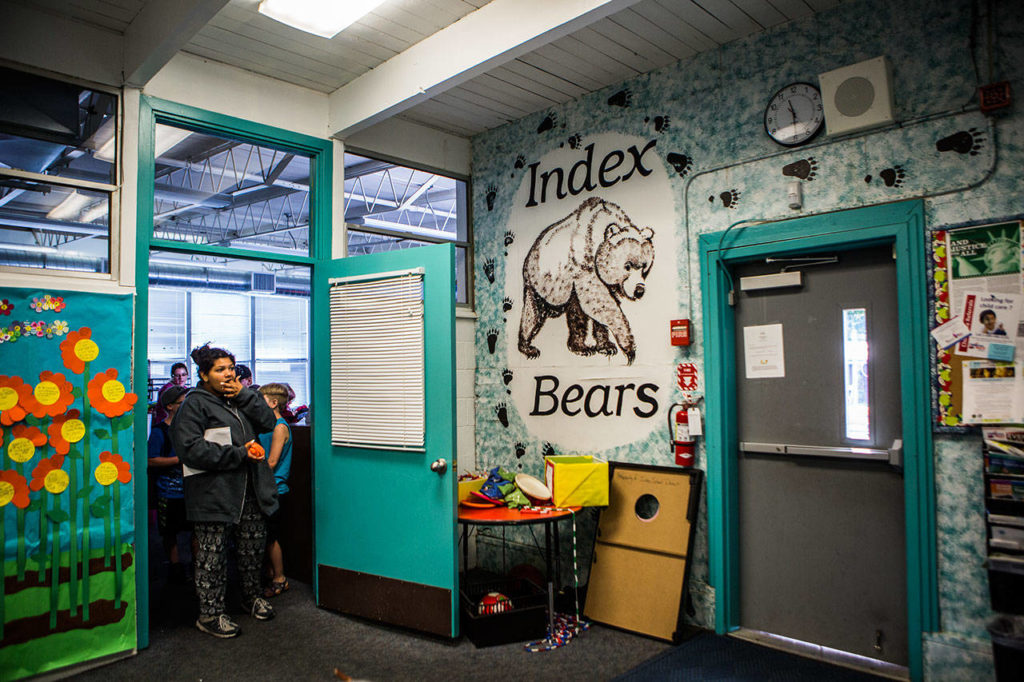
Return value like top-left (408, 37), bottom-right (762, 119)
top-left (148, 384), bottom-right (191, 582)
top-left (258, 383), bottom-right (292, 597)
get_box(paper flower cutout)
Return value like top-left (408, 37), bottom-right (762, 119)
top-left (95, 451), bottom-right (132, 486)
top-left (87, 368), bottom-right (137, 418)
top-left (30, 294), bottom-right (66, 313)
top-left (52, 320), bottom-right (69, 335)
top-left (0, 375), bottom-right (33, 425)
top-left (8, 423), bottom-right (47, 463)
top-left (0, 299), bottom-right (12, 316)
top-left (48, 409), bottom-right (85, 455)
top-left (0, 469), bottom-right (30, 509)
top-left (59, 327), bottom-right (98, 374)
top-left (30, 454), bottom-right (68, 494)
top-left (27, 370), bottom-right (74, 418)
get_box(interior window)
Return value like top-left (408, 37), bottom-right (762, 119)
top-left (344, 152), bottom-right (471, 305)
top-left (0, 67), bottom-right (117, 274)
top-left (153, 123), bottom-right (312, 258)
top-left (148, 250), bottom-right (310, 406)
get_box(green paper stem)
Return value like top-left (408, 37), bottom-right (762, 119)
top-left (49, 493), bottom-right (58, 630)
top-left (36, 485), bottom-right (47, 581)
top-left (113, 483), bottom-right (122, 608)
top-left (81, 362), bottom-right (91, 620)
top-left (102, 492), bottom-right (111, 568)
top-left (13, 457), bottom-right (27, 582)
top-left (15, 506), bottom-right (26, 582)
top-left (67, 450), bottom-right (79, 617)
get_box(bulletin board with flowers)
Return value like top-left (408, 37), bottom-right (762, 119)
top-left (0, 287), bottom-right (136, 680)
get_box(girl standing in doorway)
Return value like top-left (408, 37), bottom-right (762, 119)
top-left (169, 343), bottom-right (278, 638)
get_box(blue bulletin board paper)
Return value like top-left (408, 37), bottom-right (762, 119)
top-left (0, 287), bottom-right (136, 678)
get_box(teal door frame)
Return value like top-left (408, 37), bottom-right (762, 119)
top-left (133, 96), bottom-right (331, 648)
top-left (698, 201), bottom-right (936, 680)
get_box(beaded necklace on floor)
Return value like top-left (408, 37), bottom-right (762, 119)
top-left (525, 508), bottom-right (590, 652)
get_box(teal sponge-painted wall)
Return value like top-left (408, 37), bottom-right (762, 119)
top-left (471, 0), bottom-right (1022, 676)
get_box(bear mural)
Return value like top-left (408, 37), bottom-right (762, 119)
top-left (518, 197), bottom-right (655, 364)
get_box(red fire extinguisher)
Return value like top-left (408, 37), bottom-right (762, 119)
top-left (668, 402), bottom-right (696, 467)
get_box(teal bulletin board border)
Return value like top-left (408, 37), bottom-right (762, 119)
top-left (699, 201), bottom-right (935, 681)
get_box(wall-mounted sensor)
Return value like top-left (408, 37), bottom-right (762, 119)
top-left (787, 181), bottom-right (803, 210)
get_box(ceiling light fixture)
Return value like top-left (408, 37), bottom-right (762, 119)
top-left (257, 0), bottom-right (386, 39)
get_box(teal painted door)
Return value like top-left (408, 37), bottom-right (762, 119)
top-left (311, 244), bottom-right (458, 637)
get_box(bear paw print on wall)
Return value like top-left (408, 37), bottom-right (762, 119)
top-left (494, 403), bottom-right (509, 428)
top-left (864, 165), bottom-right (907, 188)
top-left (644, 115), bottom-right (671, 133)
top-left (666, 152), bottom-right (693, 177)
top-left (936, 129), bottom-right (985, 156)
top-left (782, 157), bottom-right (818, 181)
top-left (710, 189), bottom-right (742, 209)
top-left (607, 89), bottom-right (632, 108)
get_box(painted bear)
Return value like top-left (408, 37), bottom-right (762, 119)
top-left (518, 196), bottom-right (655, 364)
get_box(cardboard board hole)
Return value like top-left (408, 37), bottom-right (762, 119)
top-left (635, 493), bottom-right (660, 521)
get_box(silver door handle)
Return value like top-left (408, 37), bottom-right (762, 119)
top-left (430, 458), bottom-right (448, 475)
top-left (742, 441), bottom-right (904, 467)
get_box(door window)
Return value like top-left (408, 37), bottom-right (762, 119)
top-left (842, 307), bottom-right (871, 441)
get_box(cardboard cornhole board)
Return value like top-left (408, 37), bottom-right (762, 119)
top-left (584, 462), bottom-right (703, 642)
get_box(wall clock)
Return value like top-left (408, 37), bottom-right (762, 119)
top-left (764, 82), bottom-right (824, 147)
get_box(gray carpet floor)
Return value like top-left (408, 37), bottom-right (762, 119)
top-left (72, 579), bottom-right (671, 682)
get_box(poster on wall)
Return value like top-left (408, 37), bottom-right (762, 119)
top-left (0, 288), bottom-right (137, 680)
top-left (501, 134), bottom-right (679, 451)
top-left (961, 361), bottom-right (1024, 424)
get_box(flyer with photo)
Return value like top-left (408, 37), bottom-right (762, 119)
top-left (956, 291), bottom-right (1022, 359)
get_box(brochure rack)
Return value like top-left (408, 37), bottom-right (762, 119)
top-left (983, 439), bottom-right (1024, 680)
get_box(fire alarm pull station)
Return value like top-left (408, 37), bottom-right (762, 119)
top-left (670, 319), bottom-right (691, 346)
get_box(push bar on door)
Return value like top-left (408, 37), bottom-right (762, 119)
top-left (740, 439), bottom-right (903, 467)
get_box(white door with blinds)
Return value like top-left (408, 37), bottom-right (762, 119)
top-left (328, 268), bottom-right (424, 450)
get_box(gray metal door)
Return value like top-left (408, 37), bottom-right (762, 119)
top-left (734, 245), bottom-right (907, 665)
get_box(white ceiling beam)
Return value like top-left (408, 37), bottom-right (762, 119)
top-left (0, 2), bottom-right (122, 86)
top-left (328, 0), bottom-right (642, 138)
top-left (123, 0), bottom-right (231, 87)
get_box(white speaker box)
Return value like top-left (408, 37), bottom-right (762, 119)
top-left (819, 56), bottom-right (895, 136)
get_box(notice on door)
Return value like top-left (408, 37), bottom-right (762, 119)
top-left (744, 323), bottom-right (786, 379)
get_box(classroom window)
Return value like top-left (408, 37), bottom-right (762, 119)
top-left (153, 123), bottom-right (312, 258)
top-left (344, 152), bottom-right (471, 305)
top-left (0, 67), bottom-right (118, 274)
top-left (147, 251), bottom-right (311, 406)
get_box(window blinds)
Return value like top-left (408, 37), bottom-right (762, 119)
top-left (329, 269), bottom-right (425, 450)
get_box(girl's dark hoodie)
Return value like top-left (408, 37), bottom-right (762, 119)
top-left (169, 383), bottom-right (278, 523)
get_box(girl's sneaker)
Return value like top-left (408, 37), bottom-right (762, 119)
top-left (196, 614), bottom-right (240, 638)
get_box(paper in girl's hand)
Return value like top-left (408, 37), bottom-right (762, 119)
top-left (931, 317), bottom-right (972, 349)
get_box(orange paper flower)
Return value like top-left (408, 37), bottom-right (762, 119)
top-left (59, 327), bottom-right (99, 374)
top-left (30, 454), bottom-right (67, 494)
top-left (8, 423), bottom-right (47, 464)
top-left (26, 370), bottom-right (74, 418)
top-left (96, 451), bottom-right (132, 485)
top-left (48, 409), bottom-right (84, 455)
top-left (87, 368), bottom-right (138, 418)
top-left (0, 469), bottom-right (30, 509)
top-left (0, 375), bottom-right (33, 426)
